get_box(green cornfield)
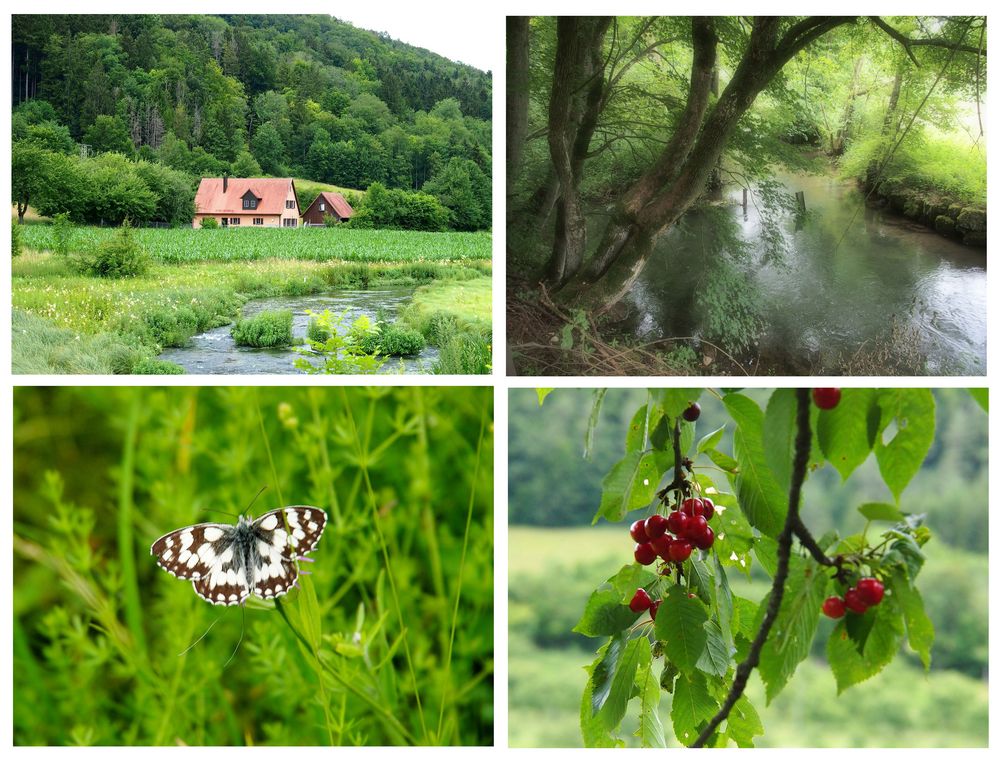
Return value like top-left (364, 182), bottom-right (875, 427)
top-left (20, 225), bottom-right (492, 264)
top-left (13, 386), bottom-right (494, 746)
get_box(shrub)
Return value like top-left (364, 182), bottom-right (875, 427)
top-left (434, 331), bottom-right (492, 374)
top-left (132, 358), bottom-right (186, 374)
top-left (359, 320), bottom-right (426, 357)
top-left (12, 220), bottom-right (22, 257)
top-left (200, 217), bottom-right (219, 229)
top-left (306, 315), bottom-right (331, 343)
top-left (231, 309), bottom-right (294, 347)
top-left (52, 212), bottom-right (75, 256)
top-left (77, 220), bottom-right (149, 278)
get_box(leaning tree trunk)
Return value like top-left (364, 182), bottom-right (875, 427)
top-left (506, 17), bottom-right (530, 209)
top-left (557, 16), bottom-right (852, 314)
top-left (830, 57), bottom-right (863, 155)
top-left (545, 17), bottom-right (612, 289)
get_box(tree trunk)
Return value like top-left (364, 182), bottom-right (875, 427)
top-left (506, 17), bottom-right (530, 206)
top-left (545, 17), bottom-right (612, 289)
top-left (831, 57), bottom-right (863, 155)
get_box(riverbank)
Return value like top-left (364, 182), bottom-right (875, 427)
top-left (12, 251), bottom-right (490, 374)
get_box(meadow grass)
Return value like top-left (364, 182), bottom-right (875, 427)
top-left (399, 278), bottom-right (493, 373)
top-left (12, 251), bottom-right (491, 374)
top-left (20, 224), bottom-right (491, 264)
top-left (13, 387), bottom-right (494, 746)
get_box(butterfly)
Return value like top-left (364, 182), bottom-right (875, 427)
top-left (150, 507), bottom-right (327, 606)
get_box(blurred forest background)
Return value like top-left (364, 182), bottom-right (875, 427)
top-left (509, 388), bottom-right (987, 747)
top-left (14, 386), bottom-right (493, 746)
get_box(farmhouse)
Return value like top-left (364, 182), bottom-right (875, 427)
top-left (193, 177), bottom-right (300, 228)
top-left (302, 191), bottom-right (355, 226)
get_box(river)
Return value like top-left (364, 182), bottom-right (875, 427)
top-left (159, 288), bottom-right (439, 375)
top-left (616, 171), bottom-right (986, 375)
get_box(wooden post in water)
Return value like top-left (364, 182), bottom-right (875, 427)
top-left (742, 188), bottom-right (748, 212)
top-left (795, 190), bottom-right (806, 212)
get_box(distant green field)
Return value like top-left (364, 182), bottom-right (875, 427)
top-left (509, 526), bottom-right (988, 748)
top-left (20, 225), bottom-right (492, 264)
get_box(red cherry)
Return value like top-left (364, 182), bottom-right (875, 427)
top-left (668, 539), bottom-right (693, 563)
top-left (844, 587), bottom-right (869, 614)
top-left (629, 519), bottom-right (647, 542)
top-left (822, 596), bottom-right (846, 618)
top-left (856, 578), bottom-right (885, 606)
top-left (701, 498), bottom-right (715, 521)
top-left (686, 515), bottom-right (708, 536)
top-left (650, 533), bottom-right (674, 558)
top-left (629, 588), bottom-right (652, 612)
top-left (650, 599), bottom-right (662, 620)
top-left (683, 402), bottom-right (701, 422)
top-left (634, 542), bottom-right (658, 565)
top-left (644, 514), bottom-right (668, 540)
top-left (666, 511), bottom-right (688, 536)
top-left (691, 525), bottom-right (715, 550)
top-left (680, 498), bottom-right (704, 518)
top-left (812, 388), bottom-right (842, 410)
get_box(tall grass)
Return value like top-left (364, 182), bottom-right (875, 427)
top-left (20, 225), bottom-right (491, 264)
top-left (13, 387), bottom-right (494, 745)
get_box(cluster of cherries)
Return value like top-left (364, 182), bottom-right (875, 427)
top-left (632, 496), bottom-right (717, 568)
top-left (821, 577), bottom-right (885, 618)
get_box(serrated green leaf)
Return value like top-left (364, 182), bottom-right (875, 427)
top-left (650, 414), bottom-right (672, 450)
top-left (713, 553), bottom-right (734, 650)
top-left (655, 586), bottom-right (709, 673)
top-left (584, 389), bottom-right (607, 459)
top-left (858, 502), bottom-right (904, 522)
top-left (875, 389), bottom-right (935, 502)
top-left (890, 569), bottom-right (934, 670)
top-left (600, 637), bottom-right (646, 730)
top-left (827, 599), bottom-right (904, 693)
top-left (581, 638), bottom-right (623, 747)
top-left (697, 424), bottom-right (726, 453)
top-left (726, 694), bottom-right (764, 747)
top-left (587, 632), bottom-right (625, 718)
top-left (817, 388), bottom-right (879, 479)
top-left (655, 388), bottom-right (703, 420)
top-left (705, 447), bottom-right (739, 473)
top-left (968, 388), bottom-right (988, 412)
top-left (687, 556), bottom-right (714, 605)
top-left (626, 403), bottom-right (657, 453)
top-left (696, 618), bottom-right (731, 677)
top-left (723, 394), bottom-right (787, 538)
top-left (595, 449), bottom-right (670, 523)
top-left (574, 564), bottom-right (656, 637)
top-left (731, 595), bottom-right (759, 641)
top-left (753, 536), bottom-right (778, 577)
top-left (762, 388), bottom-right (797, 491)
top-left (636, 650), bottom-right (666, 747)
top-left (536, 388), bottom-right (553, 405)
top-left (660, 661), bottom-right (679, 693)
top-left (758, 557), bottom-right (828, 702)
top-left (671, 671), bottom-right (717, 746)
top-left (883, 536), bottom-right (926, 580)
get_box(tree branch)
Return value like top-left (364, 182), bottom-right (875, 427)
top-left (869, 16), bottom-right (987, 64)
top-left (692, 388), bottom-right (812, 748)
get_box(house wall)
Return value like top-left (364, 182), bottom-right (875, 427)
top-left (194, 214), bottom-right (282, 228)
top-left (281, 183), bottom-right (299, 226)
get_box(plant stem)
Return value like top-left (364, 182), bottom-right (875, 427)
top-left (692, 388), bottom-right (812, 747)
top-left (117, 392), bottom-right (147, 656)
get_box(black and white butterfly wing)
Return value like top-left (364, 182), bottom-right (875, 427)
top-left (150, 523), bottom-right (250, 606)
top-left (249, 507), bottom-right (327, 600)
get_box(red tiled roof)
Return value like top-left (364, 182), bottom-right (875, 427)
top-left (194, 178), bottom-right (296, 215)
top-left (314, 191), bottom-right (354, 219)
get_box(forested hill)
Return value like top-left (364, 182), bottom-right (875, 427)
top-left (11, 14), bottom-right (492, 230)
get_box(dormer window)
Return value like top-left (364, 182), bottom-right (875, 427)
top-left (242, 190), bottom-right (259, 210)
top-left (320, 202), bottom-right (326, 211)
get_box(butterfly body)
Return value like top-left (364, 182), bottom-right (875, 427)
top-left (151, 507), bottom-right (327, 606)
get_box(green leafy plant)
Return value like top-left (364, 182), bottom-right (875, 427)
top-left (570, 387), bottom-right (972, 747)
top-left (199, 217), bottom-right (219, 229)
top-left (359, 319), bottom-right (426, 357)
top-left (51, 212), bottom-right (75, 256)
top-left (231, 309), bottom-right (294, 348)
top-left (12, 219), bottom-right (23, 257)
top-left (76, 219), bottom-right (149, 278)
top-left (294, 309), bottom-right (386, 374)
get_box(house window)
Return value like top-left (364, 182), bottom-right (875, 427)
top-left (221, 217), bottom-right (228, 227)
top-left (320, 202), bottom-right (326, 211)
top-left (283, 218), bottom-right (297, 228)
top-left (286, 200), bottom-right (295, 209)
top-left (229, 217), bottom-right (241, 225)
top-left (243, 198), bottom-right (258, 209)
top-left (253, 217), bottom-right (264, 225)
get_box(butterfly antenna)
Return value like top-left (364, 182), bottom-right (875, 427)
top-left (203, 508), bottom-right (241, 519)
top-left (177, 612), bottom-right (224, 657)
top-left (243, 485), bottom-right (269, 518)
top-left (222, 605), bottom-right (247, 670)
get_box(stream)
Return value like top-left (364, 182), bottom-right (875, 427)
top-left (616, 172), bottom-right (986, 375)
top-left (159, 288), bottom-right (439, 375)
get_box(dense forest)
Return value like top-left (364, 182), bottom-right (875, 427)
top-left (11, 14), bottom-right (492, 230)
top-left (507, 17), bottom-right (986, 376)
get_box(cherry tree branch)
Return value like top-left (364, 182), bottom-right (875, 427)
top-left (692, 388), bottom-right (812, 748)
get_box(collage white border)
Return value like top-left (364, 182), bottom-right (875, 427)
top-left (3, 0), bottom-right (996, 754)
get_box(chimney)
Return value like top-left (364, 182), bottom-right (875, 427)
top-left (223, 173), bottom-right (229, 193)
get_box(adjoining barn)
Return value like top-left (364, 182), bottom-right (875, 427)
top-left (301, 191), bottom-right (355, 226)
top-left (193, 177), bottom-right (300, 228)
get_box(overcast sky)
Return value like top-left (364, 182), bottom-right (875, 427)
top-left (330, 10), bottom-right (496, 72)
